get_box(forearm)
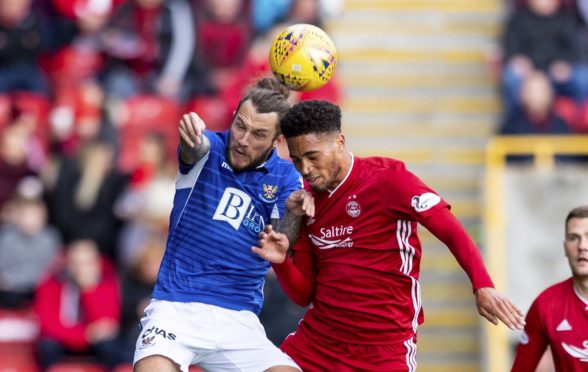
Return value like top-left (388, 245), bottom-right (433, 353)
top-left (271, 257), bottom-right (314, 306)
top-left (180, 135), bottom-right (210, 165)
top-left (272, 210), bottom-right (302, 250)
top-left (424, 208), bottom-right (494, 290)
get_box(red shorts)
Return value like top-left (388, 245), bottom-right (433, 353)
top-left (280, 327), bottom-right (417, 372)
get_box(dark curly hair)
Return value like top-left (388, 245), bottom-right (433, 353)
top-left (280, 100), bottom-right (342, 138)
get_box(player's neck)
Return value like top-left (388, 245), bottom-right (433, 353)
top-left (572, 277), bottom-right (588, 300)
top-left (327, 152), bottom-right (353, 193)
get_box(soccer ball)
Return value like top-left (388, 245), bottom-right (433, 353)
top-left (269, 23), bottom-right (337, 92)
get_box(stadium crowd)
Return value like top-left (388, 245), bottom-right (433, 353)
top-left (498, 0), bottom-right (588, 135)
top-left (0, 0), bottom-right (340, 370)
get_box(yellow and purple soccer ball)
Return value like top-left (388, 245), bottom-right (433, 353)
top-left (269, 23), bottom-right (338, 92)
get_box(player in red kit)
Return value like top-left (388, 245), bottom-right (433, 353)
top-left (252, 100), bottom-right (526, 371)
top-left (511, 206), bottom-right (588, 372)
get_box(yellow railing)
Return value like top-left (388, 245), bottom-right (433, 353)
top-left (483, 135), bottom-right (588, 372)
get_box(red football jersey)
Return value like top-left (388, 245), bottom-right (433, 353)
top-left (292, 156), bottom-right (455, 344)
top-left (512, 278), bottom-right (588, 371)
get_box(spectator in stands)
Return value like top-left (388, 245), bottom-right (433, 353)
top-left (0, 0), bottom-right (48, 93)
top-left (45, 140), bottom-right (128, 260)
top-left (48, 79), bottom-right (115, 157)
top-left (195, 0), bottom-right (252, 93)
top-left (46, 0), bottom-right (119, 93)
top-left (0, 177), bottom-right (61, 309)
top-left (500, 71), bottom-right (572, 134)
top-left (33, 239), bottom-right (121, 370)
top-left (501, 0), bottom-right (588, 112)
top-left (115, 132), bottom-right (174, 269)
top-left (117, 242), bottom-right (164, 363)
top-left (0, 122), bottom-right (37, 211)
top-left (100, 0), bottom-right (196, 101)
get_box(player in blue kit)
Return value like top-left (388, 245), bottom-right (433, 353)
top-left (133, 78), bottom-right (313, 372)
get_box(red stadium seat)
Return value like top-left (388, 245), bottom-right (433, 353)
top-left (46, 46), bottom-right (104, 87)
top-left (47, 362), bottom-right (106, 372)
top-left (0, 309), bottom-right (39, 372)
top-left (577, 99), bottom-right (588, 133)
top-left (185, 96), bottom-right (230, 132)
top-left (298, 76), bottom-right (343, 105)
top-left (553, 97), bottom-right (581, 132)
top-left (117, 95), bottom-right (182, 171)
top-left (0, 94), bottom-right (11, 128)
top-left (111, 363), bottom-right (133, 372)
top-left (119, 95), bottom-right (181, 130)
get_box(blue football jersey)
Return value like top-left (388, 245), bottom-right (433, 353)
top-left (153, 130), bottom-right (302, 314)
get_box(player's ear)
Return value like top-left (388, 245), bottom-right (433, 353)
top-left (273, 133), bottom-right (284, 148)
top-left (336, 133), bottom-right (345, 150)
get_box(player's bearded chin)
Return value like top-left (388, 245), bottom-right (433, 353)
top-left (227, 144), bottom-right (275, 172)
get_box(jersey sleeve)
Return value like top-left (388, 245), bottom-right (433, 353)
top-left (511, 298), bottom-right (548, 371)
top-left (381, 165), bottom-right (449, 222)
top-left (178, 130), bottom-right (217, 174)
top-left (422, 207), bottom-right (494, 290)
top-left (271, 222), bottom-right (316, 306)
top-left (271, 166), bottom-right (303, 220)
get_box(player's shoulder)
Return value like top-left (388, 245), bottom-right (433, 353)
top-left (358, 156), bottom-right (407, 173)
top-left (357, 156), bottom-right (412, 183)
top-left (271, 156), bottom-right (299, 176)
top-left (535, 277), bottom-right (573, 304)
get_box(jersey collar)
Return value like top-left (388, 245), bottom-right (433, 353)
top-left (572, 282), bottom-right (588, 310)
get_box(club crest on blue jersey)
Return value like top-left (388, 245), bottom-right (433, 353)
top-left (261, 184), bottom-right (278, 202)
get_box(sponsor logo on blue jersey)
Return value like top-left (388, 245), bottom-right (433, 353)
top-left (213, 187), bottom-right (266, 233)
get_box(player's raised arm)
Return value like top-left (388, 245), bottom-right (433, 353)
top-left (179, 112), bottom-right (210, 165)
top-left (272, 189), bottom-right (315, 248)
top-left (422, 207), bottom-right (525, 330)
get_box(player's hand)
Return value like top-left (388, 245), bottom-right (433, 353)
top-left (475, 287), bottom-right (525, 330)
top-left (251, 225), bottom-right (290, 264)
top-left (179, 112), bottom-right (206, 148)
top-left (285, 189), bottom-right (315, 217)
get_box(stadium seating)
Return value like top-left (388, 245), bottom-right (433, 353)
top-left (185, 96), bottom-right (231, 132)
top-left (0, 308), bottom-right (39, 372)
top-left (117, 95), bottom-right (182, 172)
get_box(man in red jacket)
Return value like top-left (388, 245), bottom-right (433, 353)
top-left (33, 239), bottom-right (121, 370)
top-left (253, 100), bottom-right (526, 371)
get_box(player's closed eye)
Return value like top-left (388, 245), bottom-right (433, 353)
top-left (252, 131), bottom-right (266, 139)
top-left (566, 234), bottom-right (580, 242)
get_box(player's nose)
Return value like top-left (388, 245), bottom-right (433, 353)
top-left (238, 132), bottom-right (251, 147)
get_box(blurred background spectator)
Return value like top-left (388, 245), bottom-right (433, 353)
top-left (101, 0), bottom-right (196, 101)
top-left (501, 0), bottom-right (588, 133)
top-left (33, 239), bottom-right (121, 370)
top-left (44, 140), bottom-right (128, 260)
top-left (0, 177), bottom-right (61, 309)
top-left (0, 0), bottom-right (49, 94)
